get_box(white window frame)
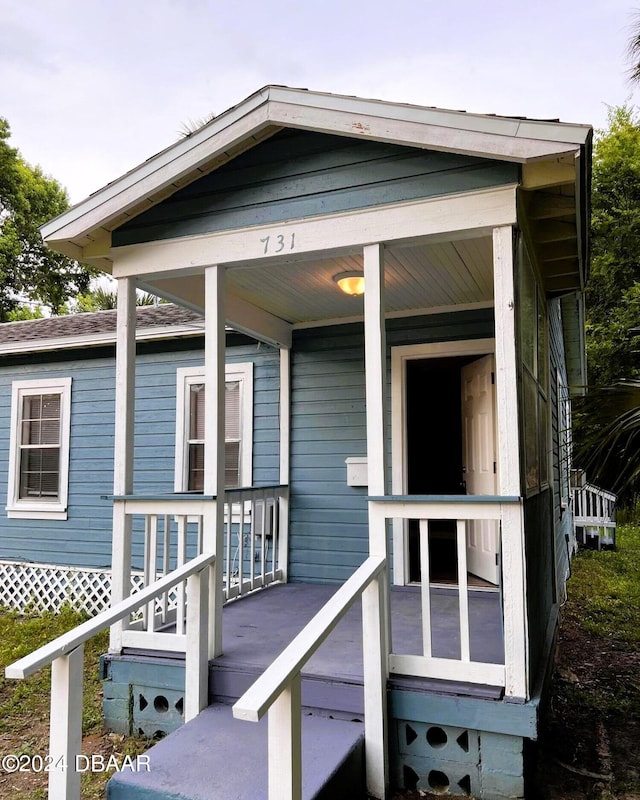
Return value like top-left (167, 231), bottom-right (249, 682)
top-left (6, 377), bottom-right (72, 520)
top-left (174, 363), bottom-right (253, 492)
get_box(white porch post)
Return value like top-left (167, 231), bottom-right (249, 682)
top-left (278, 347), bottom-right (291, 581)
top-left (493, 225), bottom-right (529, 700)
top-left (204, 265), bottom-right (226, 658)
top-left (363, 242), bottom-right (389, 799)
top-left (109, 277), bottom-right (136, 653)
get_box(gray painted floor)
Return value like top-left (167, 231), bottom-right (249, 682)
top-left (213, 583), bottom-right (504, 684)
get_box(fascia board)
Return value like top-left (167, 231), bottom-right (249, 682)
top-left (268, 86), bottom-right (592, 147)
top-left (268, 99), bottom-right (582, 164)
top-left (0, 324), bottom-right (205, 357)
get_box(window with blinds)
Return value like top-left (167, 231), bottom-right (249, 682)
top-left (176, 364), bottom-right (253, 492)
top-left (19, 393), bottom-right (62, 499)
top-left (7, 378), bottom-right (72, 519)
top-left (186, 381), bottom-right (242, 490)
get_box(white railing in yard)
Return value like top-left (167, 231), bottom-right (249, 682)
top-left (573, 483), bottom-right (616, 548)
top-left (5, 552), bottom-right (216, 800)
top-left (113, 486), bottom-right (288, 652)
top-left (233, 555), bottom-right (387, 800)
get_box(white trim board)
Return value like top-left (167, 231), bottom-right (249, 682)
top-left (390, 338), bottom-right (496, 585)
top-left (6, 377), bottom-right (73, 520)
top-left (110, 187), bottom-right (518, 279)
top-left (0, 323), bottom-right (205, 357)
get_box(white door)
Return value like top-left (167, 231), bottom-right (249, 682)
top-left (462, 354), bottom-right (500, 584)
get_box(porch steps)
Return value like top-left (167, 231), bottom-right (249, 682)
top-left (107, 701), bottom-right (365, 800)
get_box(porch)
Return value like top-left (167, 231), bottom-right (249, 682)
top-left (104, 580), bottom-right (524, 800)
top-left (110, 579), bottom-right (505, 729)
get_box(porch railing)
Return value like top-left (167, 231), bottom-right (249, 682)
top-left (370, 495), bottom-right (526, 696)
top-left (233, 555), bottom-right (387, 800)
top-left (113, 486), bottom-right (288, 652)
top-left (5, 552), bottom-right (215, 800)
top-left (573, 483), bottom-right (616, 549)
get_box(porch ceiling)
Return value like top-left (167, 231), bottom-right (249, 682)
top-left (145, 236), bottom-right (494, 327)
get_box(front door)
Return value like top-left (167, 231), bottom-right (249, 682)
top-left (461, 354), bottom-right (500, 584)
top-left (391, 339), bottom-right (497, 586)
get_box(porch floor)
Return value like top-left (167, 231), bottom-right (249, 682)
top-left (207, 582), bottom-right (504, 706)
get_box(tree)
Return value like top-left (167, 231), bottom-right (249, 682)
top-left (68, 285), bottom-right (160, 313)
top-left (0, 118), bottom-right (95, 321)
top-left (573, 106), bottom-right (640, 502)
top-left (627, 11), bottom-right (640, 85)
top-left (584, 105), bottom-right (640, 388)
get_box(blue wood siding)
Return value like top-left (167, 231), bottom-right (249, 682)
top-left (522, 299), bottom-right (573, 690)
top-left (548, 299), bottom-right (573, 597)
top-left (0, 339), bottom-right (280, 569)
top-left (113, 130), bottom-right (519, 247)
top-left (288, 308), bottom-right (495, 584)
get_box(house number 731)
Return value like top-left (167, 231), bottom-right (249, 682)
top-left (260, 232), bottom-right (296, 255)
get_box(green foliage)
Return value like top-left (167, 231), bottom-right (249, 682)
top-left (68, 286), bottom-right (160, 312)
top-left (0, 118), bottom-right (96, 321)
top-left (573, 107), bottom-right (640, 500)
top-left (585, 105), bottom-right (640, 388)
top-left (5, 304), bottom-right (45, 321)
top-left (567, 525), bottom-right (640, 644)
top-left (0, 606), bottom-right (107, 736)
top-left (574, 380), bottom-right (640, 498)
top-left (0, 606), bottom-right (149, 800)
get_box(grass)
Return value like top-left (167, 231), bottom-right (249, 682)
top-left (0, 605), bottom-right (148, 800)
top-left (540, 523), bottom-right (640, 798)
top-left (566, 523), bottom-right (640, 645)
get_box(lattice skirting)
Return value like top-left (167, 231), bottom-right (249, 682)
top-left (0, 560), bottom-right (147, 616)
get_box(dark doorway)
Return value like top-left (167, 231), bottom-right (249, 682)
top-left (405, 357), bottom-right (470, 583)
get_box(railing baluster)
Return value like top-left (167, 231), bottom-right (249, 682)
top-left (270, 499), bottom-right (278, 582)
top-left (49, 645), bottom-right (84, 800)
top-left (225, 496), bottom-right (232, 596)
top-left (142, 514), bottom-right (151, 629)
top-left (418, 519), bottom-right (432, 657)
top-left (161, 515), bottom-right (170, 623)
top-left (146, 514), bottom-right (158, 631)
top-left (176, 515), bottom-right (187, 635)
top-left (260, 491), bottom-right (267, 584)
top-left (250, 498), bottom-right (257, 592)
top-left (238, 497), bottom-right (245, 591)
top-left (457, 520), bottom-right (470, 663)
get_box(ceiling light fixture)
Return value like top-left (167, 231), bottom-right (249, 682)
top-left (333, 271), bottom-right (365, 296)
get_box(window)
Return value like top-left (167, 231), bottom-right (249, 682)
top-left (175, 364), bottom-right (253, 491)
top-left (7, 378), bottom-right (72, 519)
top-left (518, 239), bottom-right (549, 495)
top-left (556, 371), bottom-right (572, 509)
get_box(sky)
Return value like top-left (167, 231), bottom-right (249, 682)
top-left (1, 0), bottom-right (639, 204)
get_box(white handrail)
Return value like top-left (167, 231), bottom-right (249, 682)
top-left (5, 551), bottom-right (216, 800)
top-left (6, 551), bottom-right (215, 679)
top-left (232, 555), bottom-right (386, 800)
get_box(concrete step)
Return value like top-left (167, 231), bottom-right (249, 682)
top-left (107, 702), bottom-right (365, 800)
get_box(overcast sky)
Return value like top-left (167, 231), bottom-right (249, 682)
top-left (1, 0), bottom-right (638, 204)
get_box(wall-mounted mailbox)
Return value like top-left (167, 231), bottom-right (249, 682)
top-left (345, 456), bottom-right (368, 487)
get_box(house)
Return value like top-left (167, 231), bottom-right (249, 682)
top-left (5, 86), bottom-right (593, 800)
top-left (0, 304), bottom-right (283, 612)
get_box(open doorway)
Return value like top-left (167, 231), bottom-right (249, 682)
top-left (403, 352), bottom-right (498, 587)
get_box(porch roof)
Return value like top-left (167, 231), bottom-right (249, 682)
top-left (41, 86), bottom-right (591, 270)
top-left (39, 87), bottom-right (592, 346)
